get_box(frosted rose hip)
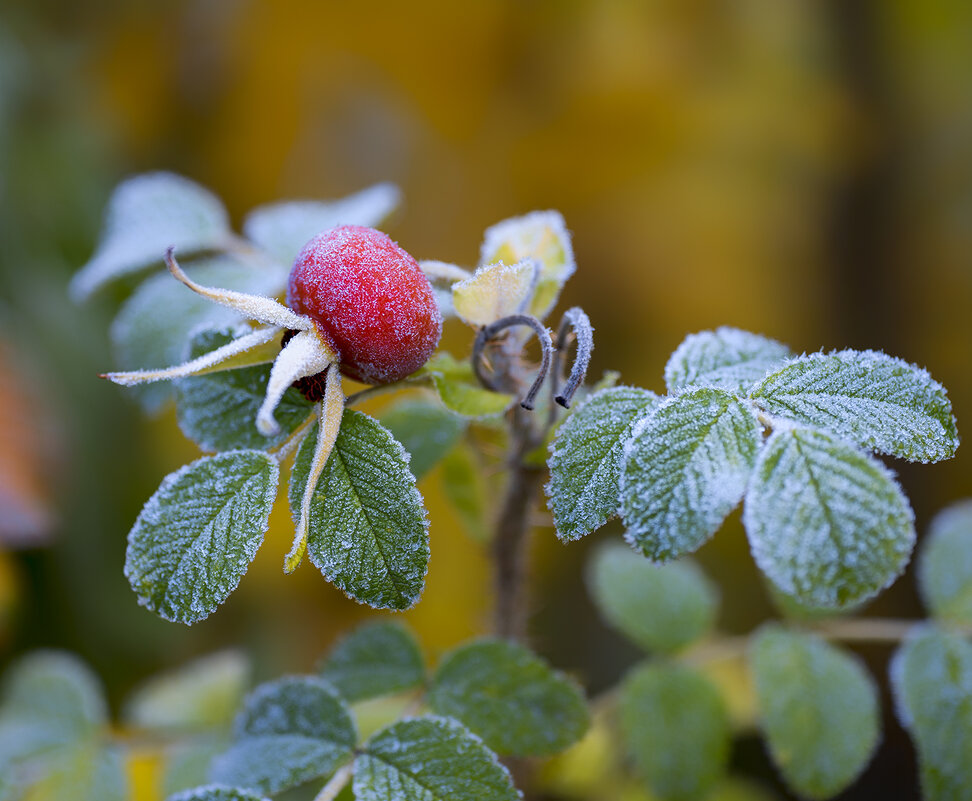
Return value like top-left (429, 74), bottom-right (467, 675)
top-left (287, 225), bottom-right (442, 385)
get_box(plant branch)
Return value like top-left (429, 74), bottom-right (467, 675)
top-left (314, 762), bottom-right (354, 801)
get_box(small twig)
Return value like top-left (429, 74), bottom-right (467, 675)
top-left (313, 762), bottom-right (354, 801)
top-left (552, 307), bottom-right (593, 408)
top-left (472, 314), bottom-right (553, 410)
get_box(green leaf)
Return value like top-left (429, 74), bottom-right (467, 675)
top-left (210, 677), bottom-right (356, 795)
top-left (619, 661), bottom-right (730, 801)
top-left (665, 328), bottom-right (791, 395)
top-left (320, 621), bottom-right (425, 702)
top-left (890, 626), bottom-right (972, 801)
top-left (547, 386), bottom-right (660, 542)
top-left (168, 786), bottom-right (270, 801)
top-left (750, 350), bottom-right (958, 463)
top-left (125, 450), bottom-right (279, 624)
top-left (354, 716), bottom-right (519, 801)
top-left (380, 398), bottom-right (467, 479)
top-left (750, 625), bottom-right (880, 799)
top-left (428, 639), bottom-right (589, 757)
top-left (420, 353), bottom-right (513, 418)
top-left (176, 328), bottom-right (314, 452)
top-left (587, 543), bottom-right (717, 653)
top-left (620, 388), bottom-right (761, 562)
top-left (111, 256), bottom-right (285, 413)
top-left (289, 412), bottom-right (429, 610)
top-left (71, 172), bottom-right (233, 301)
top-left (125, 651), bottom-right (250, 731)
top-left (440, 443), bottom-right (490, 543)
top-left (22, 744), bottom-right (127, 801)
top-left (744, 427), bottom-right (915, 608)
top-left (918, 500), bottom-right (972, 625)
top-left (242, 183), bottom-right (400, 266)
top-left (164, 736), bottom-right (231, 796)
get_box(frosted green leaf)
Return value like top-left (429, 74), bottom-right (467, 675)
top-left (125, 651), bottom-right (250, 731)
top-left (750, 625), bottom-right (879, 800)
top-left (289, 412), bottom-right (429, 610)
top-left (242, 183), bottom-right (400, 266)
top-left (110, 256), bottom-right (285, 413)
top-left (744, 428), bottom-right (915, 608)
top-left (168, 786), bottom-right (269, 801)
top-left (620, 662), bottom-right (730, 801)
top-left (750, 350), bottom-right (958, 463)
top-left (918, 500), bottom-right (972, 625)
top-left (665, 328), bottom-right (791, 396)
top-left (547, 386), bottom-right (660, 542)
top-left (22, 744), bottom-right (126, 801)
top-left (620, 388), bottom-right (761, 562)
top-left (440, 443), bottom-right (489, 543)
top-left (125, 451), bottom-right (278, 624)
top-left (587, 543), bottom-right (717, 653)
top-left (210, 676), bottom-right (355, 794)
top-left (380, 399), bottom-right (467, 479)
top-left (321, 621), bottom-right (425, 702)
top-left (428, 639), bottom-right (588, 757)
top-left (71, 172), bottom-right (233, 301)
top-left (420, 354), bottom-right (513, 418)
top-left (890, 627), bottom-right (972, 801)
top-left (176, 328), bottom-right (313, 452)
top-left (355, 716), bottom-right (519, 801)
top-left (0, 651), bottom-right (106, 766)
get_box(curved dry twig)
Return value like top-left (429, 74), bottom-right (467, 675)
top-left (472, 313), bottom-right (553, 410)
top-left (551, 306), bottom-right (593, 408)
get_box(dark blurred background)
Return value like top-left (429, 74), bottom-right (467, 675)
top-left (1, 1), bottom-right (970, 799)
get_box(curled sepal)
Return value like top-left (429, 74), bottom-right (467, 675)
top-left (551, 307), bottom-right (593, 408)
top-left (744, 428), bottom-right (915, 608)
top-left (124, 451), bottom-right (279, 624)
top-left (620, 388), bottom-right (762, 562)
top-left (354, 717), bottom-right (520, 801)
top-left (480, 210), bottom-right (575, 320)
top-left (452, 260), bottom-right (539, 327)
top-left (258, 328), bottom-right (336, 438)
top-left (750, 625), bottom-right (880, 800)
top-left (665, 327), bottom-right (791, 396)
top-left (750, 349), bottom-right (958, 463)
top-left (917, 500), bottom-right (972, 625)
top-left (472, 314), bottom-right (553, 411)
top-left (288, 411), bottom-right (429, 610)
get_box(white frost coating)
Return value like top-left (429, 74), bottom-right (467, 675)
top-left (71, 172), bottom-right (231, 302)
top-left (257, 329), bottom-right (336, 437)
top-left (452, 260), bottom-right (540, 327)
top-left (167, 784), bottom-right (270, 801)
top-left (664, 327), bottom-right (791, 395)
top-left (419, 260), bottom-right (472, 284)
top-left (167, 251), bottom-right (312, 331)
top-left (750, 348), bottom-right (958, 463)
top-left (105, 326), bottom-right (281, 386)
top-left (619, 388), bottom-right (762, 562)
top-left (743, 427), bottom-right (916, 608)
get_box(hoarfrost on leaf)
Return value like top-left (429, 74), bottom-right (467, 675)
top-left (288, 411), bottom-right (429, 610)
top-left (354, 716), bottom-right (520, 801)
top-left (664, 327), bottom-right (791, 396)
top-left (750, 625), bottom-right (880, 800)
top-left (124, 451), bottom-right (279, 624)
top-left (71, 172), bottom-right (233, 301)
top-left (320, 621), bottom-right (425, 702)
top-left (546, 386), bottom-right (660, 542)
top-left (168, 785), bottom-right (271, 801)
top-left (917, 500), bottom-right (972, 625)
top-left (620, 387), bottom-right (761, 562)
top-left (210, 676), bottom-right (355, 795)
top-left (750, 349), bottom-right (958, 463)
top-left (744, 428), bottom-right (915, 608)
top-left (428, 639), bottom-right (589, 757)
top-left (452, 260), bottom-right (539, 327)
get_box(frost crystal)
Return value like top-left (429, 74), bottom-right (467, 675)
top-left (665, 327), bottom-right (791, 395)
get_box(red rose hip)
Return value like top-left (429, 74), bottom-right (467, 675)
top-left (287, 225), bottom-right (442, 385)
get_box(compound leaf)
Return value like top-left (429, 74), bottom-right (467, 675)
top-left (918, 500), bottom-right (972, 625)
top-left (744, 428), bottom-right (915, 608)
top-left (890, 627), bottom-right (972, 801)
top-left (750, 350), bottom-right (958, 463)
top-left (429, 639), bottom-right (588, 757)
top-left (620, 388), bottom-right (761, 562)
top-left (619, 661), bottom-right (730, 801)
top-left (665, 328), bottom-right (791, 395)
top-left (72, 172), bottom-right (232, 301)
top-left (289, 412), bottom-right (429, 610)
top-left (750, 625), bottom-right (880, 799)
top-left (380, 398), bottom-right (466, 479)
top-left (210, 677), bottom-right (355, 795)
top-left (320, 621), bottom-right (425, 702)
top-left (176, 328), bottom-right (313, 452)
top-left (243, 183), bottom-right (400, 267)
top-left (547, 386), bottom-right (660, 542)
top-left (168, 786), bottom-right (269, 801)
top-left (125, 450), bottom-right (278, 624)
top-left (587, 543), bottom-right (717, 654)
top-left (354, 716), bottom-right (519, 801)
